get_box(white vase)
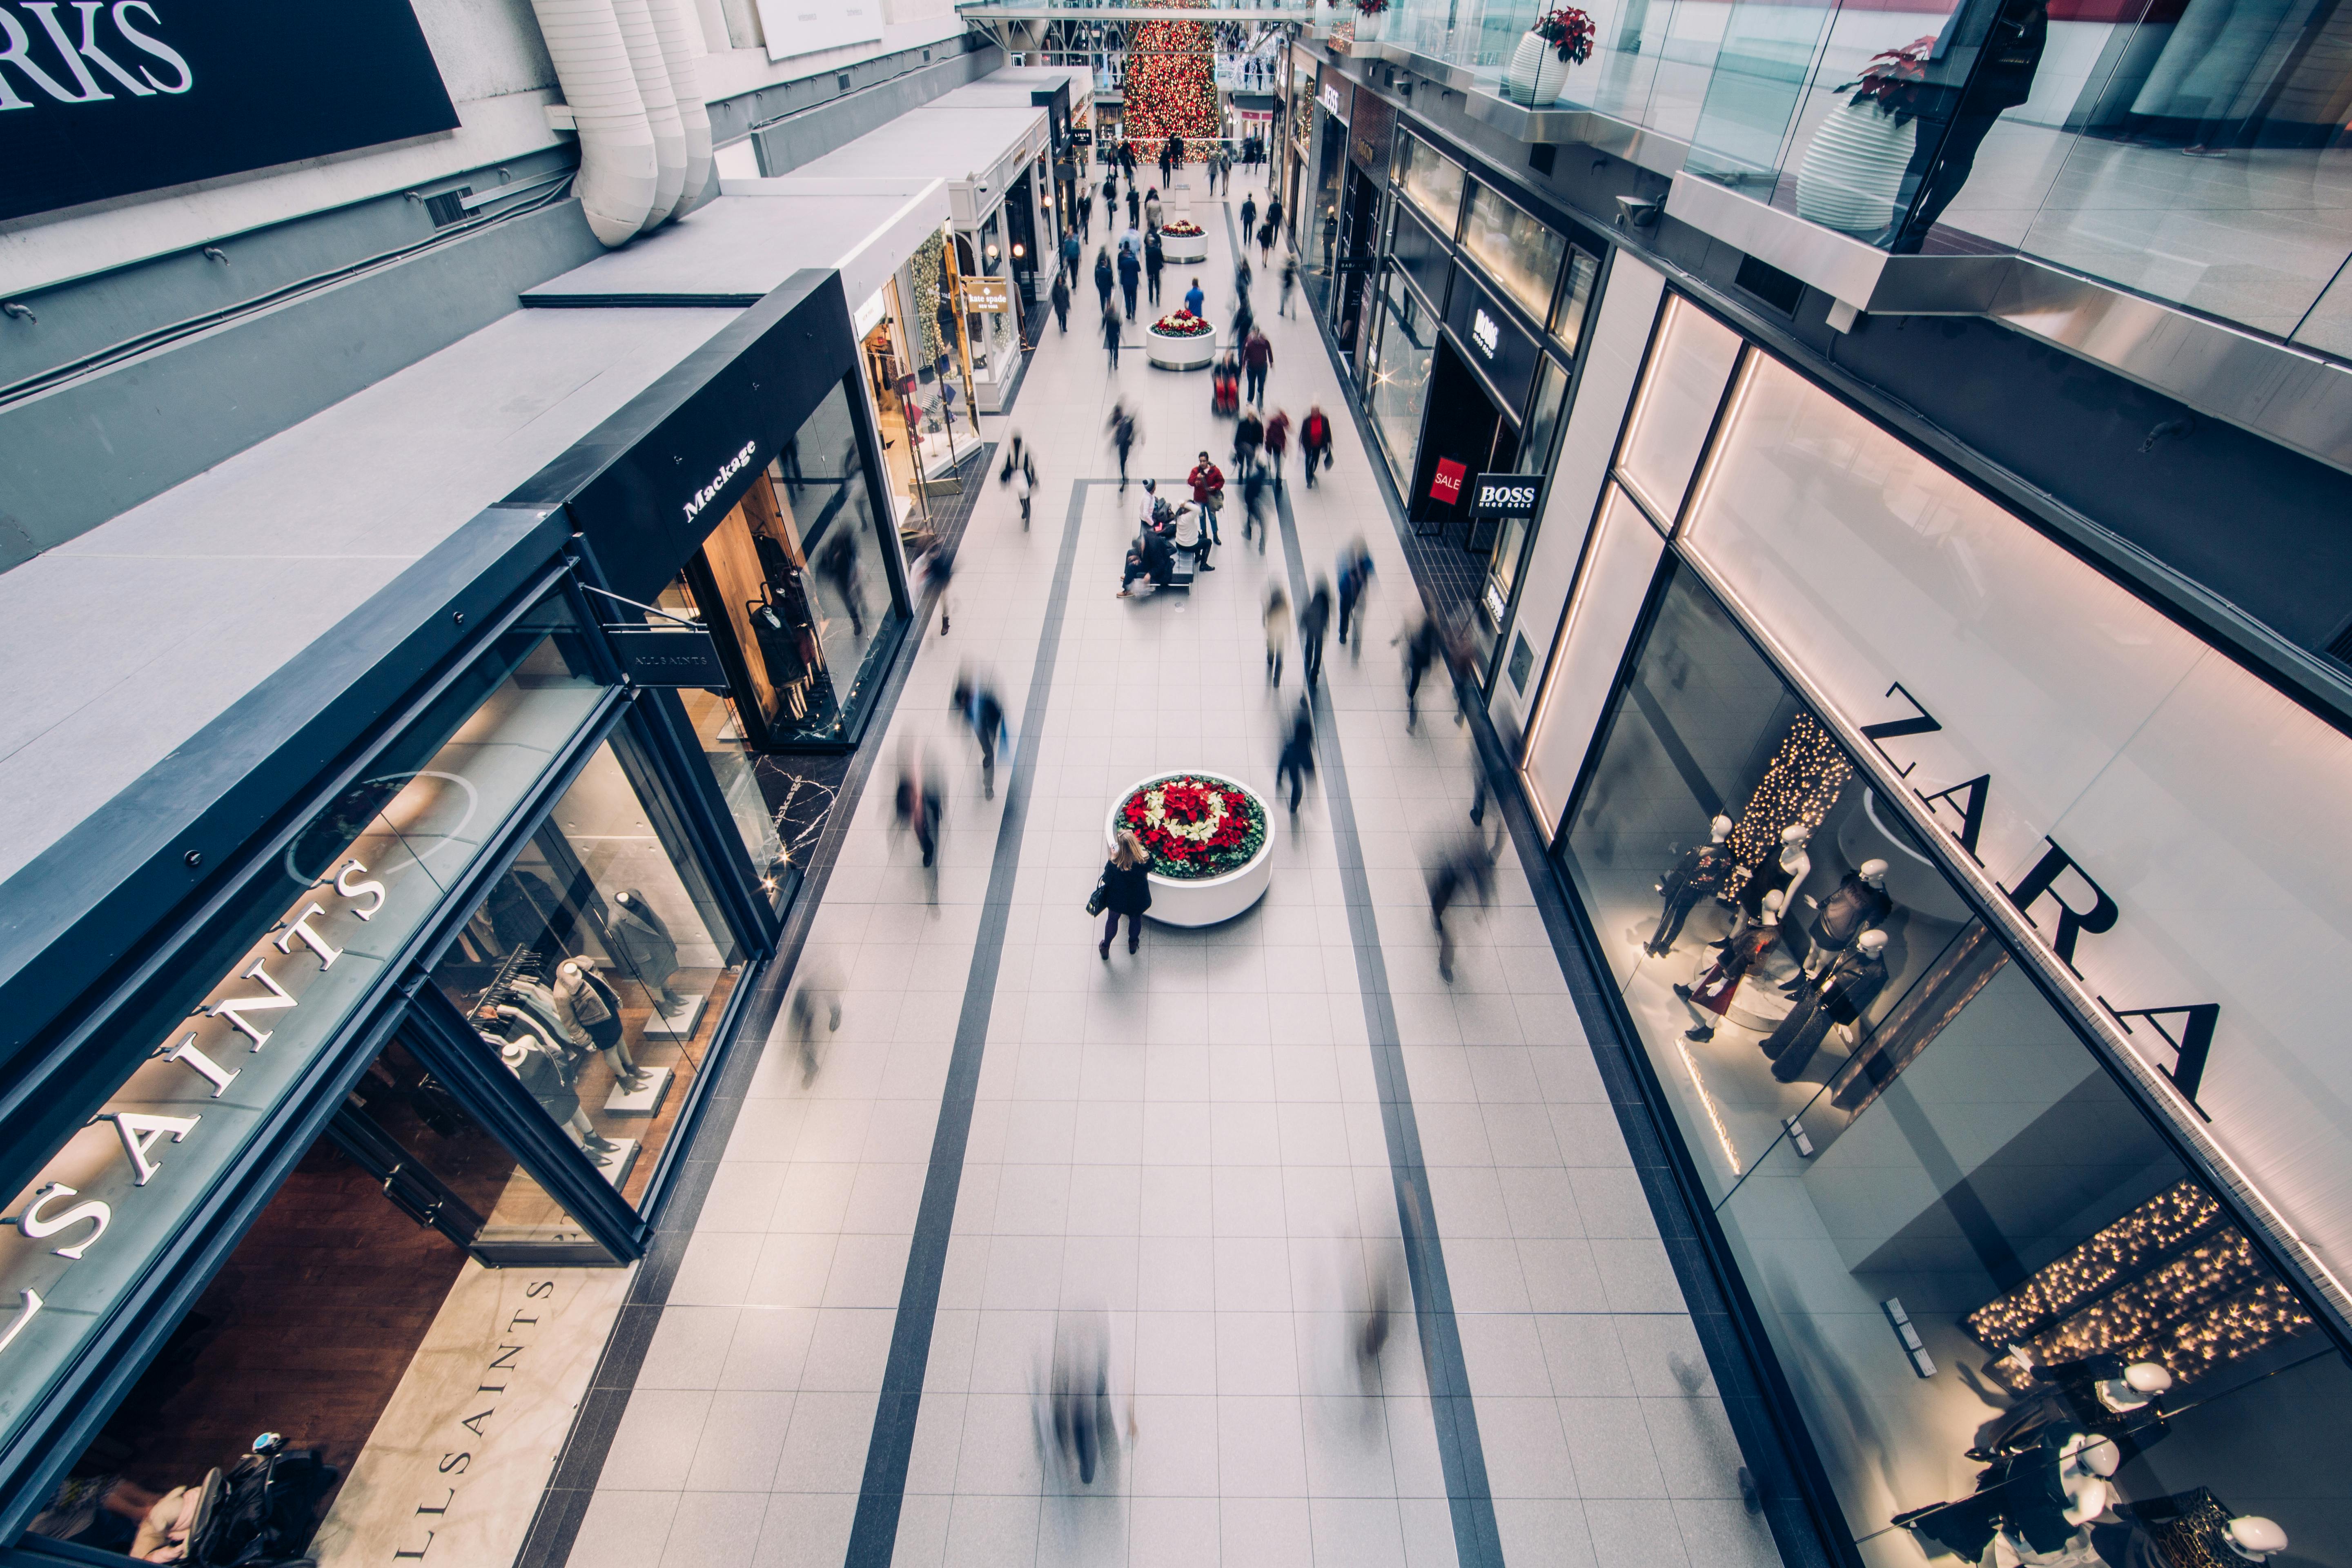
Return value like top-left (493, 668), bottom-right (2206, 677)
top-left (1354, 6), bottom-right (1384, 41)
top-left (1795, 96), bottom-right (1917, 235)
top-left (1503, 32), bottom-right (1572, 107)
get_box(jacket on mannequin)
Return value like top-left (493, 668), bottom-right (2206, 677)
top-left (603, 891), bottom-right (681, 1000)
top-left (552, 961), bottom-right (622, 1052)
top-left (1813, 870), bottom-right (1892, 957)
top-left (1974, 1355), bottom-right (2174, 1466)
top-left (1764, 944), bottom-right (1887, 1081)
top-left (1648, 842), bottom-right (1736, 955)
top-left (1895, 1430), bottom-right (2076, 1561)
top-left (513, 979), bottom-right (589, 1049)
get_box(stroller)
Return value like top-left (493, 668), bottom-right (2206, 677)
top-left (1210, 349), bottom-right (1240, 417)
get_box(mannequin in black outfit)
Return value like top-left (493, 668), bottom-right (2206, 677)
top-left (605, 890), bottom-right (686, 1014)
top-left (1647, 814), bottom-right (1737, 956)
top-left (1765, 929), bottom-right (1889, 1081)
top-left (1800, 860), bottom-right (1891, 979)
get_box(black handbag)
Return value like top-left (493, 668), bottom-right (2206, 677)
top-left (1086, 872), bottom-right (1109, 917)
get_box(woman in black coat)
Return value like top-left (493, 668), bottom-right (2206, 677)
top-left (1093, 247), bottom-right (1114, 312)
top-left (1098, 829), bottom-right (1153, 957)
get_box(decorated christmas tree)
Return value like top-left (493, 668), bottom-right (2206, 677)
top-left (1122, 16), bottom-right (1218, 163)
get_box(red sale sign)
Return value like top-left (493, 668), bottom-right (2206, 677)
top-left (1431, 457), bottom-right (1467, 505)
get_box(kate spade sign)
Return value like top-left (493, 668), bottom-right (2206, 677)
top-left (0, 0), bottom-right (457, 222)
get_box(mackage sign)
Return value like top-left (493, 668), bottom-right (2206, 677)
top-left (0, 0), bottom-right (458, 222)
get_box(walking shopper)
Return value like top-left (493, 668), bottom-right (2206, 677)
top-left (1233, 405), bottom-right (1263, 474)
top-left (1144, 187), bottom-right (1164, 232)
top-left (1093, 247), bottom-right (1114, 313)
top-left (1427, 837), bottom-right (1496, 982)
top-left (1337, 539), bottom-right (1374, 650)
top-left (1301, 404), bottom-right (1332, 486)
top-left (1078, 187), bottom-right (1093, 241)
top-left (1300, 577), bottom-right (1331, 691)
top-left (1015, 454), bottom-right (1034, 531)
top-left (1240, 193), bottom-right (1257, 241)
top-left (1060, 229), bottom-right (1080, 278)
top-left (1188, 450), bottom-right (1225, 559)
top-left (1183, 277), bottom-right (1205, 318)
top-left (893, 753), bottom-right (943, 869)
top-left (1102, 297), bottom-right (1122, 370)
top-left (1257, 219), bottom-right (1275, 268)
top-left (1050, 270), bottom-right (1070, 332)
top-left (1108, 403), bottom-right (1138, 488)
top-left (1263, 586), bottom-right (1291, 686)
top-left (1264, 408), bottom-right (1290, 487)
top-left (1117, 245), bottom-right (1140, 321)
top-left (1398, 614), bottom-right (1441, 730)
top-left (1242, 326), bottom-right (1272, 405)
top-left (1127, 184), bottom-right (1141, 229)
top-left (1145, 229), bottom-right (1164, 306)
top-left (922, 541), bottom-right (956, 635)
top-left (1096, 829), bottom-right (1153, 957)
top-left (1275, 697), bottom-right (1315, 814)
top-left (951, 672), bottom-right (1007, 799)
top-left (1278, 252), bottom-right (1298, 316)
top-left (1239, 450), bottom-right (1270, 549)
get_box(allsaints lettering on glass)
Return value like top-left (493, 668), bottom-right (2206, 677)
top-left (0, 860), bottom-right (390, 1359)
top-left (1859, 682), bottom-right (2220, 1117)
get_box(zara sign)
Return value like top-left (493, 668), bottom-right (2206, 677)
top-left (0, 0), bottom-right (458, 222)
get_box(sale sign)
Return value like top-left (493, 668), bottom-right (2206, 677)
top-left (1432, 457), bottom-right (1467, 505)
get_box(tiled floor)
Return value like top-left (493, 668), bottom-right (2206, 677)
top-left (564, 168), bottom-right (1779, 1568)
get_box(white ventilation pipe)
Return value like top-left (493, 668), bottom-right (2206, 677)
top-left (528, 0), bottom-right (658, 247)
top-left (646, 0), bottom-right (714, 213)
top-left (609, 0), bottom-right (688, 229)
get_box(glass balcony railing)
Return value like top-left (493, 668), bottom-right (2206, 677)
top-left (1379, 0), bottom-right (2352, 355)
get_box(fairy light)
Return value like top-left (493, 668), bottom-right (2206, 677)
top-left (1671, 1032), bottom-right (1742, 1178)
top-left (1725, 714), bottom-right (1852, 897)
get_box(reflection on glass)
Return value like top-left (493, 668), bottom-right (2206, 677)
top-left (1560, 561), bottom-right (2347, 1568)
top-left (1367, 276), bottom-right (1437, 491)
top-left (1395, 129), bottom-right (1466, 235)
top-left (1617, 295), bottom-right (1742, 527)
top-left (431, 731), bottom-right (745, 1211)
top-left (1552, 247), bottom-right (1599, 357)
top-left (1462, 183), bottom-right (1566, 323)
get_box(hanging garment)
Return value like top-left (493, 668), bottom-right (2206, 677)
top-left (1812, 871), bottom-right (1892, 955)
top-left (602, 895), bottom-right (679, 987)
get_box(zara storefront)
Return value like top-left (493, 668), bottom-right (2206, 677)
top-left (1508, 281), bottom-right (2352, 1565)
top-left (0, 274), bottom-right (907, 1568)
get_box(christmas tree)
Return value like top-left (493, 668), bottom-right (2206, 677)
top-left (1122, 16), bottom-right (1218, 163)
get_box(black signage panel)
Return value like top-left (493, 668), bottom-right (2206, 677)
top-left (607, 626), bottom-right (731, 688)
top-left (1468, 472), bottom-right (1544, 518)
top-left (0, 0), bottom-right (460, 223)
top-left (1443, 265), bottom-right (1541, 416)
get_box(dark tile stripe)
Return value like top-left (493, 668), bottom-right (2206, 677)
top-left (1273, 484), bottom-right (1507, 1568)
top-left (841, 474), bottom-right (1093, 1567)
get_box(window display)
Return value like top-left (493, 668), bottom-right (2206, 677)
top-left (1366, 274), bottom-right (1437, 492)
top-left (430, 728), bottom-right (744, 1209)
top-left (675, 380), bottom-right (905, 749)
top-left (1558, 561), bottom-right (2348, 1568)
top-left (1394, 129), bottom-right (1464, 234)
top-left (1461, 183), bottom-right (1564, 325)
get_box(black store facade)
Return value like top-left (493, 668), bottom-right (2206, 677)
top-left (1508, 278), bottom-right (2352, 1568)
top-left (0, 275), bottom-right (908, 1564)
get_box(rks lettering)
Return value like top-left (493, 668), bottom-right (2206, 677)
top-left (0, 2), bottom-right (193, 108)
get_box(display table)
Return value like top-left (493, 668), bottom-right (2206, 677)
top-left (1105, 773), bottom-right (1275, 926)
top-left (1158, 223), bottom-right (1209, 263)
top-left (1145, 320), bottom-right (1218, 370)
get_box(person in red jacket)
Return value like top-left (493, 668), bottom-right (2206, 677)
top-left (1187, 451), bottom-right (1225, 566)
top-left (1264, 408), bottom-right (1292, 488)
top-left (1301, 405), bottom-right (1333, 489)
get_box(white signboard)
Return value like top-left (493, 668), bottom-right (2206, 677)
top-left (756, 0), bottom-right (881, 62)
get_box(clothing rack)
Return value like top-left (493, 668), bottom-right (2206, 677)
top-left (475, 946), bottom-right (547, 1012)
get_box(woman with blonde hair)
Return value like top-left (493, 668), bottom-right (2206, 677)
top-left (1097, 829), bottom-right (1153, 958)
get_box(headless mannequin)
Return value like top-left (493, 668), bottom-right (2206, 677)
top-left (1989, 1434), bottom-right (2118, 1566)
top-left (1748, 822), bottom-right (1813, 920)
top-left (1675, 890), bottom-right (1784, 1042)
top-left (555, 957), bottom-right (644, 1089)
top-left (608, 889), bottom-right (686, 1014)
top-left (1647, 814), bottom-right (1735, 957)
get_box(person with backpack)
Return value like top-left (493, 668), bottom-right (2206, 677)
top-left (1301, 405), bottom-right (1333, 487)
top-left (1117, 244), bottom-right (1140, 320)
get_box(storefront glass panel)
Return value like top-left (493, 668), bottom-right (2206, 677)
top-left (1551, 246), bottom-right (1600, 359)
top-left (428, 724), bottom-right (745, 1213)
top-left (1616, 295), bottom-right (1742, 528)
top-left (1560, 559), bottom-right (2352, 1568)
top-left (1394, 129), bottom-right (1464, 235)
top-left (1461, 183), bottom-right (1563, 326)
top-left (0, 591), bottom-right (605, 1457)
top-left (1366, 277), bottom-right (1437, 492)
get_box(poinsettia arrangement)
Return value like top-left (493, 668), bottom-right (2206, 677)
top-left (1151, 310), bottom-right (1214, 336)
top-left (1354, 0), bottom-right (1388, 14)
top-left (1534, 7), bottom-right (1594, 63)
top-left (1159, 219), bottom-right (1205, 236)
top-left (1120, 775), bottom-right (1267, 878)
top-left (1835, 36), bottom-right (1935, 122)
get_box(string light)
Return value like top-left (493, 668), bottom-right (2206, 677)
top-left (1725, 714), bottom-right (1851, 898)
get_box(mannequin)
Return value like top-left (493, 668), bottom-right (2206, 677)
top-left (484, 1016), bottom-right (621, 1163)
top-left (1746, 822), bottom-right (1813, 920)
top-left (1799, 858), bottom-right (1891, 979)
top-left (1675, 890), bottom-right (1786, 1042)
top-left (1646, 815), bottom-right (1736, 957)
top-left (604, 889), bottom-right (685, 1015)
top-left (1765, 928), bottom-right (1888, 1082)
top-left (1894, 1426), bottom-right (2081, 1561)
top-left (555, 957), bottom-right (646, 1090)
top-left (1971, 1355), bottom-right (2174, 1464)
top-left (1985, 1434), bottom-right (2119, 1567)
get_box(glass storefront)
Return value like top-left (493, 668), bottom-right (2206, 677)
top-left (1522, 284), bottom-right (2352, 1568)
top-left (1365, 273), bottom-right (1437, 493)
top-left (1394, 128), bottom-right (1463, 235)
top-left (1461, 182), bottom-right (1564, 325)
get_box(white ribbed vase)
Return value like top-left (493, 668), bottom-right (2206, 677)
top-left (1504, 33), bottom-right (1572, 107)
top-left (1795, 96), bottom-right (1916, 234)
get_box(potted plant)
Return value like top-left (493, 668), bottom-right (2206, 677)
top-left (1352, 0), bottom-right (1388, 44)
top-left (1796, 36), bottom-right (1932, 235)
top-left (1105, 773), bottom-right (1276, 925)
top-left (1145, 308), bottom-right (1218, 370)
top-left (1506, 7), bottom-right (1593, 108)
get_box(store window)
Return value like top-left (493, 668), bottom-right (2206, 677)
top-left (1394, 129), bottom-right (1464, 236)
top-left (1559, 559), bottom-right (2349, 1568)
top-left (428, 725), bottom-right (745, 1212)
top-left (1365, 273), bottom-right (1437, 492)
top-left (1461, 183), bottom-right (1564, 326)
top-left (1616, 295), bottom-right (1742, 528)
top-left (1478, 357), bottom-right (1572, 638)
top-left (1551, 245), bottom-right (1600, 359)
top-left (672, 380), bottom-right (905, 751)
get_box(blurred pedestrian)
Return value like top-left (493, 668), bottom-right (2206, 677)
top-left (1442, 614), bottom-right (1479, 727)
top-left (951, 671), bottom-right (1007, 799)
top-left (1239, 451), bottom-right (1270, 550)
top-left (1015, 452), bottom-right (1034, 531)
top-left (1397, 614), bottom-right (1441, 730)
top-left (1144, 186), bottom-right (1164, 231)
top-left (1300, 577), bottom-right (1332, 691)
top-left (1301, 403), bottom-right (1332, 486)
top-left (1118, 244), bottom-right (1140, 320)
top-left (1096, 828), bottom-right (1153, 957)
top-left (787, 978), bottom-right (841, 1087)
top-left (1102, 296), bottom-right (1122, 370)
top-left (1242, 325), bottom-right (1273, 405)
top-left (1234, 405), bottom-right (1263, 474)
top-left (1336, 539), bottom-right (1374, 652)
top-left (1428, 834), bottom-right (1497, 982)
top-left (1078, 185), bottom-right (1093, 241)
top-left (1145, 227), bottom-right (1164, 305)
top-left (1107, 403), bottom-right (1139, 488)
top-left (1264, 408), bottom-right (1290, 488)
top-left (1040, 1311), bottom-right (1119, 1486)
top-left (893, 749), bottom-right (943, 871)
top-left (1278, 251), bottom-right (1298, 317)
top-left (1275, 695), bottom-right (1315, 813)
top-left (1258, 218), bottom-right (1275, 269)
top-left (1263, 585), bottom-right (1290, 687)
top-left (1093, 246), bottom-right (1113, 312)
top-left (922, 540), bottom-right (956, 634)
top-left (1126, 183), bottom-right (1140, 229)
top-left (1050, 269), bottom-right (1070, 333)
top-left (1241, 192), bottom-right (1258, 240)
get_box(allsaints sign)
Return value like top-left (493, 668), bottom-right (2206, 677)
top-left (0, 0), bottom-right (457, 222)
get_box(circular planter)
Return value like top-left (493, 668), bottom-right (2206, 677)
top-left (1158, 229), bottom-right (1209, 264)
top-left (1503, 32), bottom-right (1572, 107)
top-left (1796, 96), bottom-right (1917, 234)
top-left (1145, 324), bottom-right (1218, 370)
top-left (1105, 773), bottom-right (1276, 927)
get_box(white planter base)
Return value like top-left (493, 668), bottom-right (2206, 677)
top-left (1159, 236), bottom-right (1209, 264)
top-left (1106, 774), bottom-right (1276, 926)
top-left (1146, 329), bottom-right (1218, 370)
